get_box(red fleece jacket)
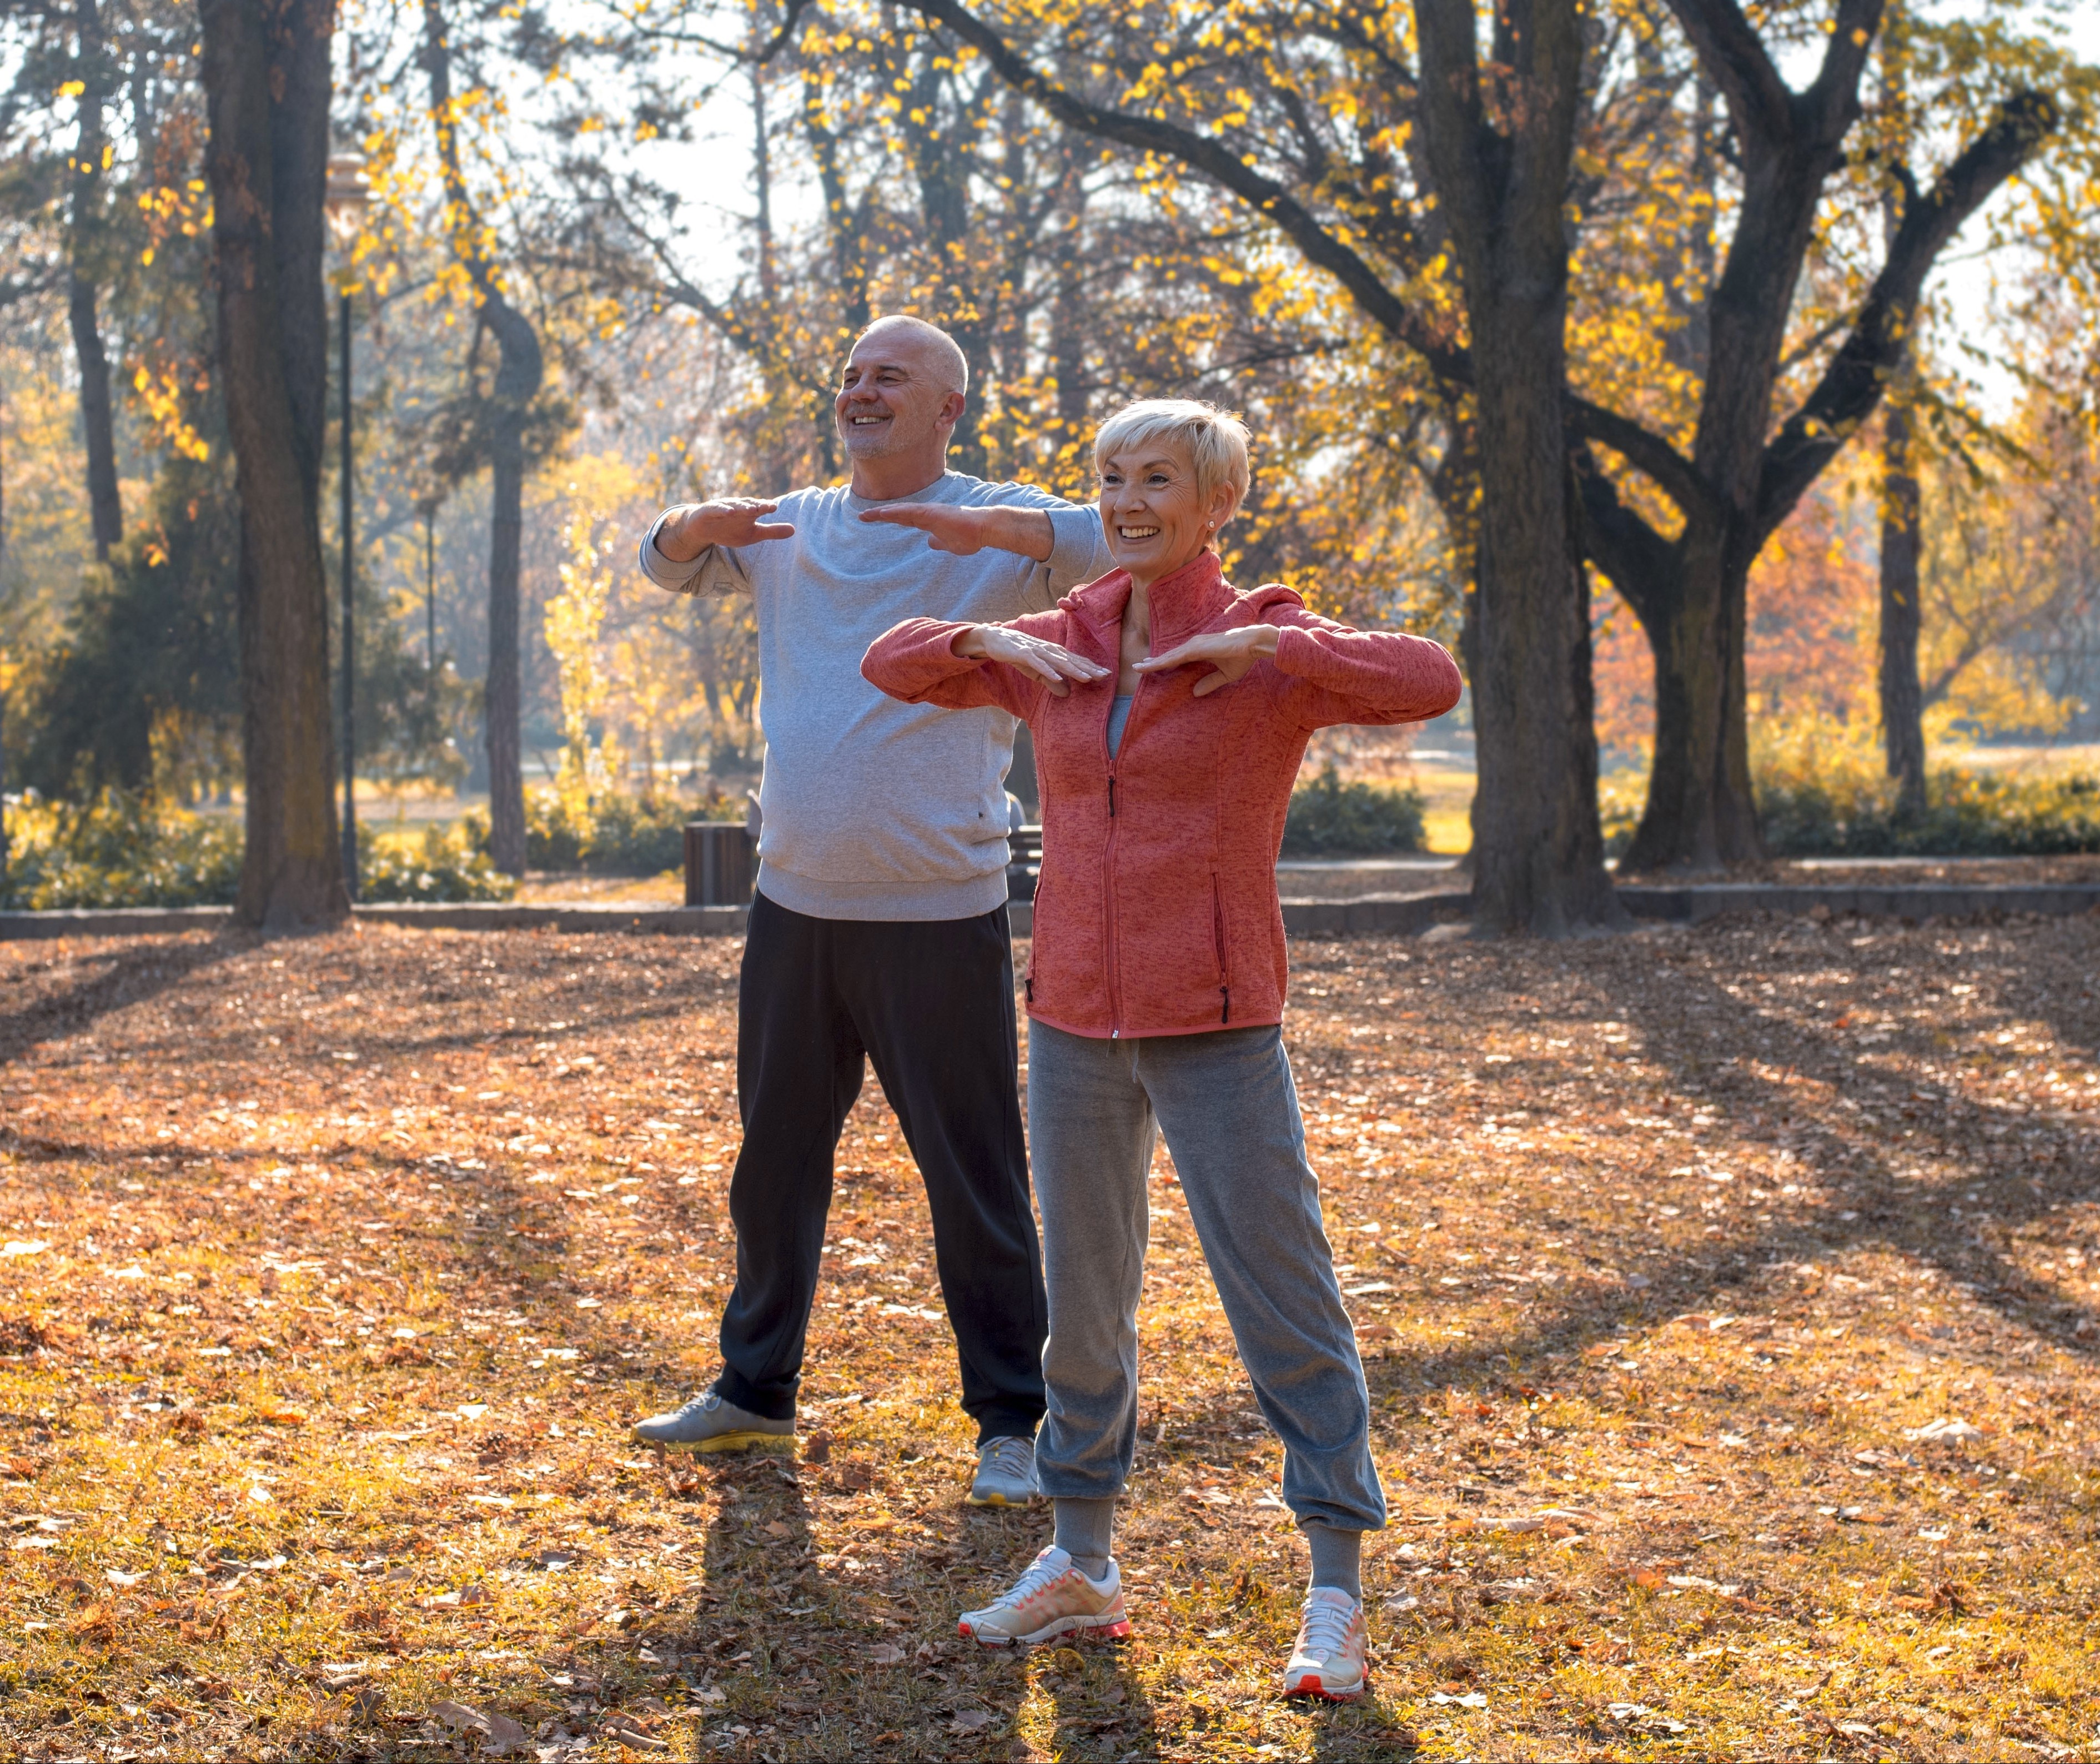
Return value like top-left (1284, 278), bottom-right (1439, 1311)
top-left (861, 551), bottom-right (1463, 1038)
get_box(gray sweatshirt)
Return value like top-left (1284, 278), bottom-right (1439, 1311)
top-left (640, 471), bottom-right (1112, 920)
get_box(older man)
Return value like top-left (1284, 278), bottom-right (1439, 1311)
top-left (630, 315), bottom-right (1111, 1505)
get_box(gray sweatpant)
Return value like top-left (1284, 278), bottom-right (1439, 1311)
top-left (1026, 1019), bottom-right (1386, 1532)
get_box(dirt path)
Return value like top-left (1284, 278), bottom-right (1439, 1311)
top-left (0, 917), bottom-right (2094, 1760)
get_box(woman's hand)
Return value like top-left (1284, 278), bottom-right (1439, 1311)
top-left (859, 502), bottom-right (1054, 560)
top-left (954, 625), bottom-right (1109, 697)
top-left (1134, 624), bottom-right (1280, 697)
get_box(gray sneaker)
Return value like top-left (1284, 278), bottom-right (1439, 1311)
top-left (631, 1389), bottom-right (793, 1455)
top-left (968, 1434), bottom-right (1041, 1506)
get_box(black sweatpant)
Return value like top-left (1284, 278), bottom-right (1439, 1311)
top-left (714, 890), bottom-right (1048, 1444)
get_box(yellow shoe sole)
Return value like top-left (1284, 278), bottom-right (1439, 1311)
top-left (646, 1429), bottom-right (793, 1456)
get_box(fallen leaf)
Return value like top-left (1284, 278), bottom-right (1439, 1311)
top-left (69, 1602), bottom-right (117, 1642)
top-left (868, 1644), bottom-right (905, 1665)
top-left (480, 1710), bottom-right (530, 1754)
top-left (1905, 1418), bottom-right (1984, 1444)
top-left (950, 1708), bottom-right (993, 1733)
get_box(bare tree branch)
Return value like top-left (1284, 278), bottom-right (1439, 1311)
top-left (1657, 0), bottom-right (1793, 147)
top-left (1571, 444), bottom-right (1680, 631)
top-left (1757, 88), bottom-right (2059, 541)
top-left (903, 0), bottom-right (1470, 385)
top-left (1566, 395), bottom-right (1719, 526)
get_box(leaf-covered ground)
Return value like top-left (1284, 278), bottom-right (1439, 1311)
top-left (0, 914), bottom-right (2096, 1762)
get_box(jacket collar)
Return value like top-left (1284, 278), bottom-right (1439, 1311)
top-left (1067, 550), bottom-right (1235, 649)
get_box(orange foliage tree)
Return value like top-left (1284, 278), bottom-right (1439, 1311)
top-left (1595, 482), bottom-right (1877, 767)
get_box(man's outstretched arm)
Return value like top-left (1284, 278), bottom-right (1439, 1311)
top-left (637, 497), bottom-right (796, 594)
top-left (857, 502), bottom-right (1052, 560)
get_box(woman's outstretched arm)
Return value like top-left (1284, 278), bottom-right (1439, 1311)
top-left (861, 612), bottom-right (1103, 719)
top-left (1262, 610), bottom-right (1464, 729)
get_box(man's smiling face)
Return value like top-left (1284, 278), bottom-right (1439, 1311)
top-left (835, 326), bottom-right (964, 465)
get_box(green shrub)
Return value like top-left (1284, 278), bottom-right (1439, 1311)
top-left (359, 825), bottom-right (516, 902)
top-left (1282, 764), bottom-right (1428, 856)
top-left (0, 791), bottom-right (243, 909)
top-left (1747, 714), bottom-right (2100, 855)
top-left (1758, 765), bottom-right (2100, 856)
top-left (575, 791), bottom-right (695, 876)
top-left (469, 785), bottom-right (743, 876)
top-left (1599, 716), bottom-right (2100, 858)
top-left (0, 792), bottom-right (518, 909)
top-left (1597, 773), bottom-right (1646, 857)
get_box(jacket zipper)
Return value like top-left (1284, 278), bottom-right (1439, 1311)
top-left (1212, 871), bottom-right (1231, 1024)
top-left (1103, 671), bottom-right (1124, 1037)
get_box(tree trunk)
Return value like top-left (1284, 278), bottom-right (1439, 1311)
top-left (1582, 1), bottom-right (2047, 871)
top-left (68, 0), bottom-right (122, 562)
top-left (1614, 515), bottom-right (1760, 872)
top-left (1415, 0), bottom-right (1619, 934)
top-left (199, 0), bottom-right (346, 931)
top-left (422, 0), bottom-right (544, 877)
top-left (484, 393), bottom-right (530, 875)
top-left (1, 392), bottom-right (8, 881)
top-left (898, 54), bottom-right (991, 475)
top-left (1877, 386), bottom-right (1927, 814)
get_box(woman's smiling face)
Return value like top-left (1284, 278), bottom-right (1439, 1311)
top-left (1098, 436), bottom-right (1238, 589)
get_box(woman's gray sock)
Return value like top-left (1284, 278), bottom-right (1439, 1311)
top-left (1303, 1523), bottom-right (1363, 1604)
top-left (1053, 1497), bottom-right (1116, 1581)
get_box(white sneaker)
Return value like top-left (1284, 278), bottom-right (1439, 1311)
top-left (967, 1435), bottom-right (1041, 1506)
top-left (630, 1389), bottom-right (792, 1454)
top-left (957, 1546), bottom-right (1130, 1648)
top-left (1283, 1587), bottom-right (1368, 1700)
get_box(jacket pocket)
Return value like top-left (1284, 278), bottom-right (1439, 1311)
top-left (1211, 871), bottom-right (1231, 1025)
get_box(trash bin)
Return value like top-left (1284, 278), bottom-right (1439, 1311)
top-left (684, 822), bottom-right (755, 907)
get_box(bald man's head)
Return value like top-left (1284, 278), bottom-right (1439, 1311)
top-left (835, 316), bottom-right (970, 475)
top-left (853, 315), bottom-right (969, 396)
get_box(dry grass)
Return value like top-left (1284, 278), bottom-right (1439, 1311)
top-left (1, 913), bottom-right (2097, 1762)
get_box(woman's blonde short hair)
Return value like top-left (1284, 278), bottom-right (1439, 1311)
top-left (1093, 399), bottom-right (1252, 512)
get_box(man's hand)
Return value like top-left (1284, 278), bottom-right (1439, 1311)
top-left (859, 502), bottom-right (1054, 561)
top-left (654, 497), bottom-right (796, 563)
top-left (954, 625), bottom-right (1108, 697)
top-left (1134, 624), bottom-right (1280, 697)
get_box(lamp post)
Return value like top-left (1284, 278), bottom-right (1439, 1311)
top-left (424, 514), bottom-right (437, 669)
top-left (324, 153), bottom-right (370, 898)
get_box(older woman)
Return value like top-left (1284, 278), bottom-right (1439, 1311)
top-left (860, 400), bottom-right (1460, 1698)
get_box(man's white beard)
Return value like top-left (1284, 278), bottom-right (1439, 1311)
top-left (841, 419), bottom-right (908, 458)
